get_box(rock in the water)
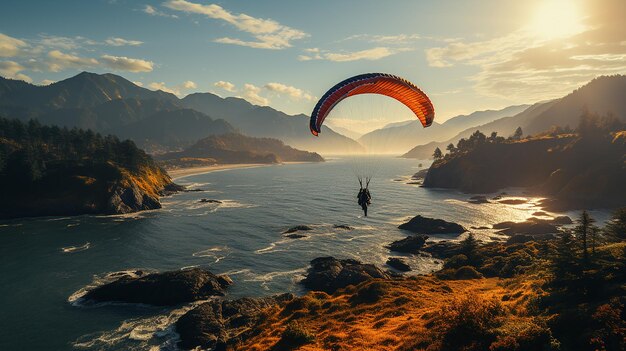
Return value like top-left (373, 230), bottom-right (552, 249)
top-left (493, 217), bottom-right (564, 236)
top-left (107, 183), bottom-right (161, 214)
top-left (176, 294), bottom-right (294, 350)
top-left (412, 169), bottom-right (428, 180)
top-left (333, 224), bottom-right (354, 230)
top-left (300, 257), bottom-right (391, 294)
top-left (421, 241), bottom-right (462, 259)
top-left (471, 226), bottom-right (490, 230)
top-left (398, 215), bottom-right (466, 234)
top-left (199, 198), bottom-right (222, 204)
top-left (161, 183), bottom-right (185, 196)
top-left (82, 268), bottom-right (231, 306)
top-left (284, 233), bottom-right (307, 239)
top-left (498, 198), bottom-right (528, 205)
top-left (386, 257), bottom-right (411, 272)
top-left (386, 235), bottom-right (428, 254)
top-left (468, 195), bottom-right (490, 204)
top-left (283, 225), bottom-right (314, 234)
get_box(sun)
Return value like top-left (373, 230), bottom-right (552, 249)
top-left (528, 0), bottom-right (586, 40)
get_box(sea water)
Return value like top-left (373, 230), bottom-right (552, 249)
top-left (0, 156), bottom-right (609, 350)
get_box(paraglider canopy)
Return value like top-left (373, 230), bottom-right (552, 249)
top-left (310, 73), bottom-right (434, 136)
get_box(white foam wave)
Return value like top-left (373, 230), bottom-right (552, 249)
top-left (68, 269), bottom-right (152, 305)
top-left (61, 242), bottom-right (90, 253)
top-left (192, 246), bottom-right (231, 263)
top-left (72, 301), bottom-right (204, 350)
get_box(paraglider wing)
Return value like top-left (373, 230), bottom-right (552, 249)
top-left (310, 73), bottom-right (435, 136)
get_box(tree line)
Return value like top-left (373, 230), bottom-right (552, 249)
top-left (0, 117), bottom-right (155, 184)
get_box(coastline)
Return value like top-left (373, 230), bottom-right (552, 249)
top-left (167, 163), bottom-right (270, 180)
top-left (167, 161), bottom-right (315, 181)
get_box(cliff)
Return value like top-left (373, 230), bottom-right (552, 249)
top-left (0, 117), bottom-right (179, 219)
top-left (423, 125), bottom-right (626, 210)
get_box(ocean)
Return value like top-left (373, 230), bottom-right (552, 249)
top-left (0, 156), bottom-right (606, 350)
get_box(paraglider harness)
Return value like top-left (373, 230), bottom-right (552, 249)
top-left (357, 176), bottom-right (372, 216)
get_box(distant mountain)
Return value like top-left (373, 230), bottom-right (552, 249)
top-left (359, 105), bottom-right (530, 154)
top-left (403, 75), bottom-right (626, 159)
top-left (112, 109), bottom-right (236, 152)
top-left (326, 125), bottom-right (363, 140)
top-left (181, 93), bottom-right (364, 154)
top-left (0, 73), bottom-right (363, 155)
top-left (158, 133), bottom-right (324, 166)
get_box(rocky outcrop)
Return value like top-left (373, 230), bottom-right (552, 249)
top-left (493, 216), bottom-right (571, 236)
top-left (176, 293), bottom-right (294, 350)
top-left (82, 268), bottom-right (231, 306)
top-left (398, 215), bottom-right (466, 234)
top-left (386, 257), bottom-right (411, 272)
top-left (300, 257), bottom-right (391, 294)
top-left (106, 182), bottom-right (162, 214)
top-left (283, 225), bottom-right (313, 234)
top-left (422, 241), bottom-right (462, 259)
top-left (468, 195), bottom-right (490, 204)
top-left (387, 235), bottom-right (428, 254)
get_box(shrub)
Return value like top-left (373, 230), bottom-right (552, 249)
top-left (278, 321), bottom-right (316, 348)
top-left (443, 254), bottom-right (468, 269)
top-left (454, 266), bottom-right (483, 280)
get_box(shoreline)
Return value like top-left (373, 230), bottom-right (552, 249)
top-left (167, 161), bottom-right (316, 180)
top-left (167, 163), bottom-right (270, 180)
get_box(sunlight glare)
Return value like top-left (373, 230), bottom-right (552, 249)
top-left (528, 0), bottom-right (585, 40)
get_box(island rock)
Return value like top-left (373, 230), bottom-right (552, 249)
top-left (300, 257), bottom-right (391, 294)
top-left (387, 235), bottom-right (428, 254)
top-left (398, 215), bottom-right (466, 234)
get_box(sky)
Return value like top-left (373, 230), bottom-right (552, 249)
top-left (1, 0), bottom-right (625, 134)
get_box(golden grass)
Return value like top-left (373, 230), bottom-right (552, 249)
top-left (237, 276), bottom-right (541, 351)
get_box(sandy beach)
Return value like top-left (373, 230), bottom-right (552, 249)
top-left (167, 163), bottom-right (270, 180)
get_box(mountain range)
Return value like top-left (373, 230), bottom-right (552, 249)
top-left (402, 75), bottom-right (626, 159)
top-left (0, 72), bottom-right (362, 154)
top-left (358, 105), bottom-right (530, 154)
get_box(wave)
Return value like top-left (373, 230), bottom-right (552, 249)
top-left (61, 242), bottom-right (90, 253)
top-left (68, 269), bottom-right (152, 306)
top-left (192, 246), bottom-right (231, 263)
top-left (234, 268), bottom-right (307, 291)
top-left (72, 301), bottom-right (205, 351)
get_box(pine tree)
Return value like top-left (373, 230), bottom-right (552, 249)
top-left (512, 126), bottom-right (523, 140)
top-left (460, 233), bottom-right (479, 266)
top-left (575, 210), bottom-right (596, 263)
top-left (433, 147), bottom-right (443, 160)
top-left (604, 207), bottom-right (626, 241)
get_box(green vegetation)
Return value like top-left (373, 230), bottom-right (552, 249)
top-left (0, 117), bottom-right (172, 218)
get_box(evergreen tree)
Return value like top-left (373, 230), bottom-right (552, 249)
top-left (575, 210), bottom-right (596, 263)
top-left (460, 233), bottom-right (480, 266)
top-left (512, 126), bottom-right (523, 140)
top-left (604, 207), bottom-right (626, 241)
top-left (433, 147), bottom-right (443, 160)
top-left (446, 143), bottom-right (456, 154)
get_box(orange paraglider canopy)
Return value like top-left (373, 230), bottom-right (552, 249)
top-left (310, 73), bottom-right (434, 136)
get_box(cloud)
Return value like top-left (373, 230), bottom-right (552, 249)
top-left (143, 4), bottom-right (178, 18)
top-left (39, 79), bottom-right (55, 86)
top-left (148, 80), bottom-right (199, 96)
top-left (343, 33), bottom-right (421, 44)
top-left (36, 35), bottom-right (98, 50)
top-left (47, 50), bottom-right (98, 72)
top-left (264, 82), bottom-right (315, 101)
top-left (105, 37), bottom-right (143, 46)
top-left (100, 55), bottom-right (154, 72)
top-left (299, 47), bottom-right (408, 62)
top-left (133, 81), bottom-right (144, 87)
top-left (424, 0), bottom-right (626, 102)
top-left (214, 80), bottom-right (236, 92)
top-left (0, 33), bottom-right (28, 57)
top-left (241, 83), bottom-right (269, 105)
top-left (181, 80), bottom-right (197, 89)
top-left (0, 61), bottom-right (32, 82)
top-left (163, 0), bottom-right (307, 49)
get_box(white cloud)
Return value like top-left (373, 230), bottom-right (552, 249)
top-left (148, 80), bottom-right (199, 96)
top-left (343, 33), bottom-right (421, 44)
top-left (36, 35), bottom-right (97, 50)
top-left (105, 37), bottom-right (143, 46)
top-left (100, 54), bottom-right (154, 72)
top-left (264, 82), bottom-right (315, 101)
top-left (0, 61), bottom-right (32, 82)
top-left (241, 83), bottom-right (269, 105)
top-left (149, 81), bottom-right (178, 95)
top-left (47, 50), bottom-right (98, 72)
top-left (133, 81), bottom-right (144, 87)
top-left (143, 4), bottom-right (178, 18)
top-left (39, 79), bottom-right (55, 86)
top-left (299, 47), bottom-right (408, 62)
top-left (214, 80), bottom-right (236, 92)
top-left (0, 33), bottom-right (28, 57)
top-left (181, 80), bottom-right (197, 89)
top-left (163, 0), bottom-right (307, 49)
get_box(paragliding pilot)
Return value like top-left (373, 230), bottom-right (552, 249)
top-left (357, 177), bottom-right (372, 216)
